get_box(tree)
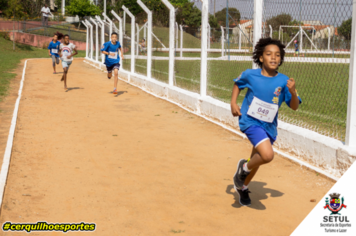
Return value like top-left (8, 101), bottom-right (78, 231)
top-left (209, 14), bottom-right (218, 28)
top-left (339, 17), bottom-right (352, 40)
top-left (176, 1), bottom-right (201, 28)
top-left (266, 13), bottom-right (292, 31)
top-left (215, 7), bottom-right (240, 27)
top-left (0, 0), bottom-right (8, 11)
top-left (21, 0), bottom-right (43, 19)
top-left (66, 0), bottom-right (101, 29)
top-left (112, 0), bottom-right (188, 26)
top-left (4, 0), bottom-right (25, 19)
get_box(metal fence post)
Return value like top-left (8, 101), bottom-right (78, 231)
top-left (200, 0), bottom-right (208, 97)
top-left (123, 12), bottom-right (126, 35)
top-left (180, 25), bottom-right (183, 58)
top-left (89, 18), bottom-right (99, 62)
top-left (137, 0), bottom-right (152, 79)
top-left (345, 1), bottom-right (356, 147)
top-left (102, 13), bottom-right (113, 37)
top-left (161, 0), bottom-right (175, 87)
top-left (82, 21), bottom-right (89, 58)
top-left (122, 5), bottom-right (135, 74)
top-left (85, 20), bottom-right (94, 60)
top-left (95, 16), bottom-right (106, 64)
top-left (111, 10), bottom-right (124, 69)
top-left (238, 24), bottom-right (242, 50)
top-left (221, 26), bottom-right (224, 57)
top-left (136, 23), bottom-right (139, 56)
top-left (253, 0), bottom-right (263, 69)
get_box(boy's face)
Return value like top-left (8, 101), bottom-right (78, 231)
top-left (260, 44), bottom-right (281, 70)
top-left (111, 34), bottom-right (117, 43)
top-left (53, 35), bottom-right (58, 41)
top-left (64, 36), bottom-right (69, 44)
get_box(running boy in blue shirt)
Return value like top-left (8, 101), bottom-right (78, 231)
top-left (101, 32), bottom-right (124, 95)
top-left (231, 38), bottom-right (302, 206)
top-left (48, 33), bottom-right (61, 74)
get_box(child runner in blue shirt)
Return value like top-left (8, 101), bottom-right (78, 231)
top-left (231, 38), bottom-right (302, 206)
top-left (48, 34), bottom-right (61, 74)
top-left (101, 32), bottom-right (124, 95)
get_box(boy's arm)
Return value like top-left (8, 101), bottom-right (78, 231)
top-left (102, 51), bottom-right (115, 56)
top-left (59, 48), bottom-right (62, 57)
top-left (72, 47), bottom-right (78, 56)
top-left (287, 78), bottom-right (299, 110)
top-left (230, 83), bottom-right (242, 116)
top-left (48, 49), bottom-right (51, 56)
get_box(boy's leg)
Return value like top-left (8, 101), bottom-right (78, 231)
top-left (61, 61), bottom-right (70, 89)
top-left (51, 55), bottom-right (56, 73)
top-left (107, 65), bottom-right (113, 79)
top-left (234, 148), bottom-right (258, 206)
top-left (243, 148), bottom-right (260, 186)
top-left (112, 64), bottom-right (120, 94)
top-left (246, 140), bottom-right (274, 170)
top-left (234, 127), bottom-right (274, 190)
top-left (114, 68), bottom-right (118, 89)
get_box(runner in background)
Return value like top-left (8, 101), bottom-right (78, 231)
top-left (101, 32), bottom-right (124, 95)
top-left (59, 34), bottom-right (78, 90)
top-left (48, 33), bottom-right (61, 74)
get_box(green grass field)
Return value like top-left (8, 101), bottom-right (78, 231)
top-left (132, 57), bottom-right (348, 141)
top-left (0, 36), bottom-right (85, 103)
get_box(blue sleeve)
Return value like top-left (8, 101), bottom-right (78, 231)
top-left (101, 42), bottom-right (108, 52)
top-left (284, 84), bottom-right (302, 107)
top-left (118, 42), bottom-right (121, 49)
top-left (47, 42), bottom-right (52, 50)
top-left (233, 70), bottom-right (249, 90)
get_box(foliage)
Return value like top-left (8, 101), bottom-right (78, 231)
top-left (209, 14), bottom-right (218, 28)
top-left (3, 0), bottom-right (25, 19)
top-left (65, 0), bottom-right (101, 19)
top-left (176, 1), bottom-right (201, 27)
top-left (266, 13), bottom-right (292, 31)
top-left (0, 0), bottom-right (8, 11)
top-left (215, 7), bottom-right (240, 27)
top-left (339, 18), bottom-right (352, 40)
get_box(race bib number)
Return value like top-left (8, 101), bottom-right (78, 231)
top-left (108, 52), bottom-right (118, 59)
top-left (247, 97), bottom-right (278, 123)
top-left (51, 49), bottom-right (58, 53)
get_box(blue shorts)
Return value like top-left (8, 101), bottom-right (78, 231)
top-left (243, 125), bottom-right (276, 148)
top-left (62, 60), bottom-right (72, 68)
top-left (106, 63), bottom-right (120, 73)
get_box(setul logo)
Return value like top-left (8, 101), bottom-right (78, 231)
top-left (321, 193), bottom-right (351, 233)
top-left (324, 193), bottom-right (347, 215)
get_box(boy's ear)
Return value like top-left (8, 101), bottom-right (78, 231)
top-left (259, 55), bottom-right (263, 63)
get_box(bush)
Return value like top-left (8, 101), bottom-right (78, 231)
top-left (0, 32), bottom-right (10, 40)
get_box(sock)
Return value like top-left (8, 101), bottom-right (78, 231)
top-left (243, 163), bottom-right (251, 173)
top-left (242, 185), bottom-right (248, 191)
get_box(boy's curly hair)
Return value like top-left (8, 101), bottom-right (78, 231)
top-left (252, 37), bottom-right (286, 68)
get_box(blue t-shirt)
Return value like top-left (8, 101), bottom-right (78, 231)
top-left (48, 41), bottom-right (61, 57)
top-left (101, 41), bottom-right (122, 66)
top-left (234, 68), bottom-right (302, 138)
top-left (294, 43), bottom-right (299, 51)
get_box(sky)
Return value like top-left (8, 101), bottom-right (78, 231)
top-left (192, 0), bottom-right (353, 27)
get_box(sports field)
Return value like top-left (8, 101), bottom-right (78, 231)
top-left (132, 58), bottom-right (348, 141)
top-left (0, 58), bottom-right (335, 235)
